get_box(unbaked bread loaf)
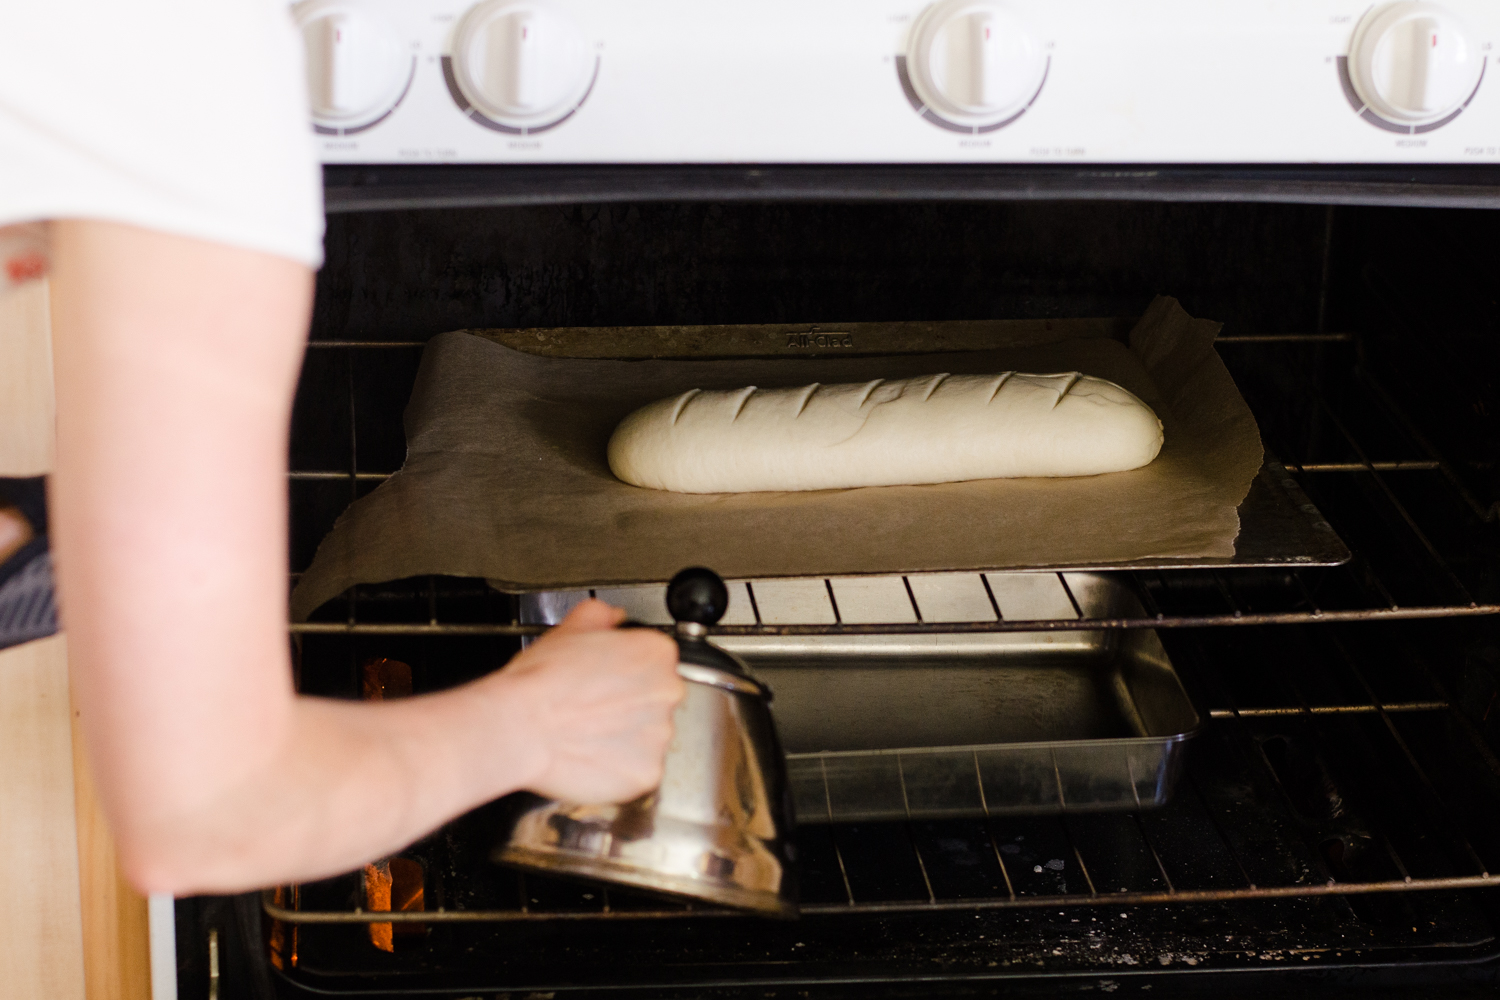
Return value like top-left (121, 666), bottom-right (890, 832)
top-left (607, 372), bottom-right (1164, 494)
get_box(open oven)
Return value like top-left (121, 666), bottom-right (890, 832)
top-left (165, 0), bottom-right (1500, 994)
top-left (163, 195), bottom-right (1500, 999)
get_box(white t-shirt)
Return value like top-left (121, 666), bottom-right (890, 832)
top-left (0, 0), bottom-right (324, 290)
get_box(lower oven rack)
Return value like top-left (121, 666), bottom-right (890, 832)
top-left (265, 641), bottom-right (1500, 924)
top-left (265, 878), bottom-right (1499, 926)
top-left (275, 331), bottom-right (1500, 929)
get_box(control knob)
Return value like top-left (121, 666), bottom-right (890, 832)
top-left (295, 0), bottom-right (410, 129)
top-left (905, 0), bottom-right (1047, 127)
top-left (1348, 1), bottom-right (1483, 126)
top-left (450, 0), bottom-right (593, 127)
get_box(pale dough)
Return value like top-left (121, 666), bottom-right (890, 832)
top-left (607, 372), bottom-right (1164, 494)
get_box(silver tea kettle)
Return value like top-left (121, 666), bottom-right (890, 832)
top-left (493, 567), bottom-right (798, 917)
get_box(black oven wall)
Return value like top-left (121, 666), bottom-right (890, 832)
top-left (311, 201), bottom-right (1331, 341)
top-left (1329, 206), bottom-right (1500, 536)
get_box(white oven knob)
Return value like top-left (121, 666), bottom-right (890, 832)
top-left (451, 0), bottom-right (592, 126)
top-left (295, 1), bottom-right (410, 128)
top-left (1348, 1), bottom-right (1483, 126)
top-left (906, 0), bottom-right (1047, 126)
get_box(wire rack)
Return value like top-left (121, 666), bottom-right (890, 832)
top-left (270, 331), bottom-right (1500, 928)
top-left (287, 332), bottom-right (1500, 638)
top-left (269, 622), bottom-right (1500, 927)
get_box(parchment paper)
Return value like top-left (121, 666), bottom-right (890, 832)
top-left (290, 297), bottom-right (1263, 620)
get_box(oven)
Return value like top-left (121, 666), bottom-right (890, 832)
top-left (173, 1), bottom-right (1500, 996)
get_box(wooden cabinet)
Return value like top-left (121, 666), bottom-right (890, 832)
top-left (0, 281), bottom-right (152, 1000)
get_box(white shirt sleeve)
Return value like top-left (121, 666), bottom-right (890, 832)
top-left (0, 0), bottom-right (324, 270)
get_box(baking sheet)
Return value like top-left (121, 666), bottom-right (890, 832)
top-left (291, 297), bottom-right (1264, 620)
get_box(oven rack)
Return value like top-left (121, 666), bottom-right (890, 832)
top-left (263, 877), bottom-right (1499, 926)
top-left (289, 332), bottom-right (1500, 637)
top-left (268, 621), bottom-right (1500, 925)
top-left (273, 331), bottom-right (1500, 931)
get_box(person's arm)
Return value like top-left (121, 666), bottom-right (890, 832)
top-left (48, 219), bottom-right (684, 896)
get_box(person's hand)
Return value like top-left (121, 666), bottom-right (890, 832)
top-left (488, 599), bottom-right (685, 804)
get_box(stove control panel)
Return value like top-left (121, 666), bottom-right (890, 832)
top-left (301, 0), bottom-right (1500, 163)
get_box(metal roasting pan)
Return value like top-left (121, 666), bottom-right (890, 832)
top-left (520, 572), bottom-right (1200, 821)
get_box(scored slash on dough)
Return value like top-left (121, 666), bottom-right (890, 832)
top-left (921, 373), bottom-right (951, 401)
top-left (669, 388), bottom-right (702, 426)
top-left (793, 383), bottom-right (821, 418)
top-left (855, 379), bottom-right (885, 408)
top-left (729, 386), bottom-right (758, 423)
top-left (1051, 373), bottom-right (1082, 409)
top-left (985, 372), bottom-right (1015, 404)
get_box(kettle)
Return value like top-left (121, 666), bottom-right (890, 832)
top-left (492, 567), bottom-right (798, 917)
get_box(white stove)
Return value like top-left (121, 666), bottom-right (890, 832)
top-left (294, 0), bottom-right (1500, 164)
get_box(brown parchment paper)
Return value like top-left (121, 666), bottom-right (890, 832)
top-left (290, 297), bottom-right (1263, 620)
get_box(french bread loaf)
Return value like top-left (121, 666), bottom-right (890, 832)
top-left (607, 372), bottom-right (1164, 494)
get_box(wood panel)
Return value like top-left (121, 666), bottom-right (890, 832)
top-left (71, 693), bottom-right (152, 1000)
top-left (0, 280), bottom-right (55, 476)
top-left (0, 278), bottom-right (152, 999)
top-left (0, 634), bottom-right (87, 1000)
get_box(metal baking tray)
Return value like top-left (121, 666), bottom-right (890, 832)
top-left (520, 573), bottom-right (1200, 821)
top-left (480, 322), bottom-right (1350, 572)
top-left (721, 573), bottom-right (1199, 822)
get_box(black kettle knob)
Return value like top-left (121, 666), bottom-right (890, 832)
top-left (666, 567), bottom-right (729, 626)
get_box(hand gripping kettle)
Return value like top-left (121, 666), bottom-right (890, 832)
top-left (493, 568), bottom-right (798, 917)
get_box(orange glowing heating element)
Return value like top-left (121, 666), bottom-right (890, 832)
top-left (362, 656), bottom-right (413, 701)
top-left (364, 857), bottom-right (426, 952)
top-left (268, 886), bottom-right (299, 969)
top-left (360, 658), bottom-right (423, 951)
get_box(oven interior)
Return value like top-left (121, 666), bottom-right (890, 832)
top-left (177, 200), bottom-right (1500, 998)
